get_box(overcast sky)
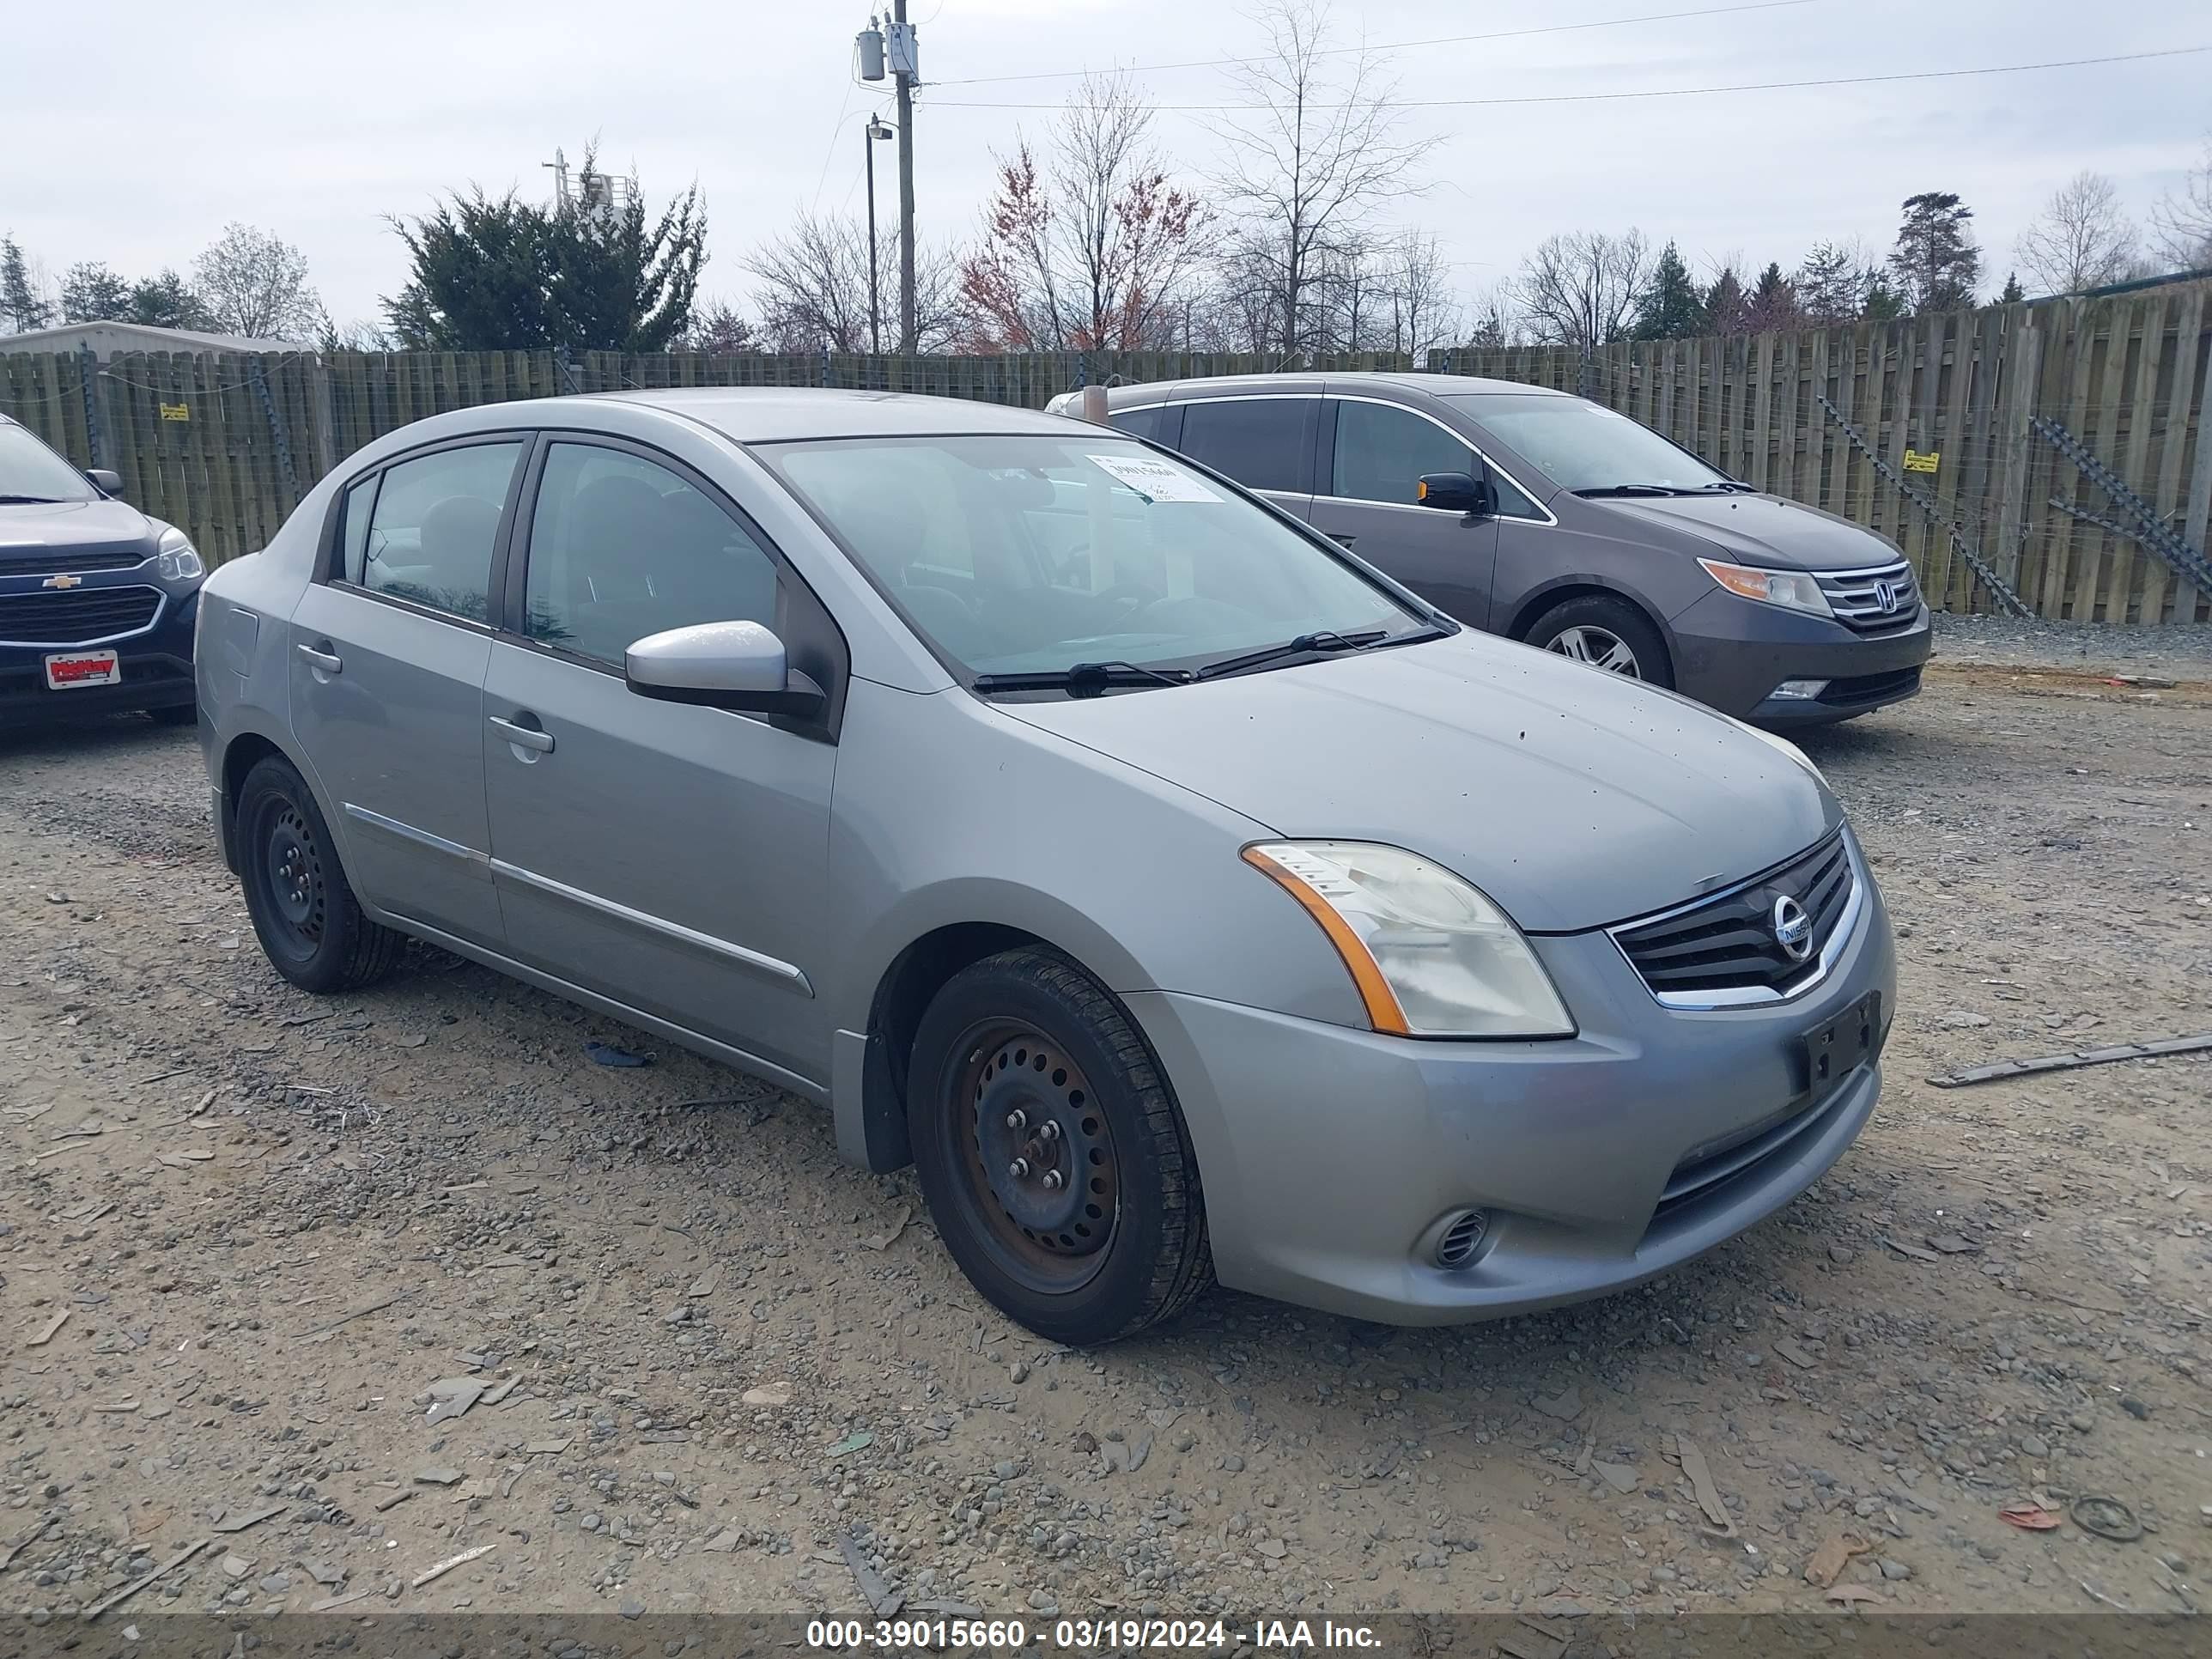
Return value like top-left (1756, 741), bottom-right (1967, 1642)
top-left (6, 0), bottom-right (2208, 331)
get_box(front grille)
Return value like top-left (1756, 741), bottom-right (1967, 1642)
top-left (1650, 1091), bottom-right (1845, 1226)
top-left (1819, 666), bottom-right (1923, 708)
top-left (3, 547), bottom-right (150, 575)
top-left (1814, 559), bottom-right (1920, 633)
top-left (0, 586), bottom-right (162, 646)
top-left (1613, 831), bottom-right (1856, 1001)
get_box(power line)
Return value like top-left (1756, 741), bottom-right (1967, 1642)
top-left (931, 44), bottom-right (2210, 112)
top-left (928, 0), bottom-right (1816, 88)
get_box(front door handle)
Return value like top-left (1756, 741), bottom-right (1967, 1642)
top-left (488, 714), bottom-right (555, 755)
top-left (295, 641), bottom-right (342, 673)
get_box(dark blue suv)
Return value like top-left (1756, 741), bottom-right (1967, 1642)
top-left (1, 413), bottom-right (204, 724)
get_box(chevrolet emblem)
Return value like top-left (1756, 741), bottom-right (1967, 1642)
top-left (42, 574), bottom-right (84, 590)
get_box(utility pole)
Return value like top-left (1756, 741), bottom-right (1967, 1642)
top-left (864, 116), bottom-right (894, 355)
top-left (891, 0), bottom-right (918, 352)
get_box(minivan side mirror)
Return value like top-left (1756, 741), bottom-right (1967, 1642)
top-left (86, 468), bottom-right (124, 495)
top-left (625, 620), bottom-right (826, 718)
top-left (1415, 471), bottom-right (1497, 517)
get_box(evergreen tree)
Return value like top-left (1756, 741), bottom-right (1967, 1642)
top-left (1702, 265), bottom-right (1748, 336)
top-left (1888, 192), bottom-right (1981, 313)
top-left (1743, 261), bottom-right (1802, 333)
top-left (1794, 241), bottom-right (1863, 324)
top-left (2000, 271), bottom-right (2026, 304)
top-left (61, 261), bottom-right (133, 322)
top-left (1861, 270), bottom-right (1908, 321)
top-left (1631, 240), bottom-right (1707, 339)
top-left (1, 235), bottom-right (54, 333)
top-left (127, 270), bottom-right (216, 331)
top-left (386, 147), bottom-right (707, 351)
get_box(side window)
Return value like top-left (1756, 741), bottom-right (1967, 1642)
top-left (1330, 401), bottom-right (1474, 506)
top-left (339, 476), bottom-right (377, 581)
top-left (1177, 398), bottom-right (1312, 494)
top-left (523, 442), bottom-right (780, 667)
top-left (354, 442), bottom-right (523, 621)
top-left (1490, 472), bottom-right (1546, 520)
top-left (1107, 405), bottom-right (1162, 441)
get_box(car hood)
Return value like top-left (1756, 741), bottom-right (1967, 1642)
top-left (0, 497), bottom-right (161, 563)
top-left (996, 633), bottom-right (1838, 933)
top-left (1592, 492), bottom-right (1899, 571)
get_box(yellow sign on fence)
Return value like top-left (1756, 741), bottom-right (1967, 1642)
top-left (158, 403), bottom-right (189, 422)
top-left (1903, 448), bottom-right (1939, 473)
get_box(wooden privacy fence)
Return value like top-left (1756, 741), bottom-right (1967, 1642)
top-left (4, 283), bottom-right (2209, 624)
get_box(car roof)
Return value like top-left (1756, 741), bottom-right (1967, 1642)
top-left (593, 386), bottom-right (1082, 442)
top-left (1108, 371), bottom-right (1572, 403)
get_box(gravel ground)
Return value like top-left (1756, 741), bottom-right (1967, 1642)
top-left (3, 655), bottom-right (2209, 1628)
top-left (1932, 611), bottom-right (2212, 678)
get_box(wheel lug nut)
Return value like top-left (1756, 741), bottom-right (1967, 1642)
top-left (1009, 1158), bottom-right (1030, 1179)
top-left (1005, 1109), bottom-right (1027, 1130)
top-left (1042, 1170), bottom-right (1063, 1190)
top-left (1039, 1121), bottom-right (1060, 1142)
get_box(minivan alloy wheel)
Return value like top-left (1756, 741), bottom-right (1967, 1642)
top-left (1545, 625), bottom-right (1643, 677)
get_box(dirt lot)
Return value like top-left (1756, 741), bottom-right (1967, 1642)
top-left (4, 627), bottom-right (2210, 1628)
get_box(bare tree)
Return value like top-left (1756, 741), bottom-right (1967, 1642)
top-left (2014, 171), bottom-right (2139, 296)
top-left (744, 211), bottom-right (960, 352)
top-left (1390, 231), bottom-right (1461, 358)
top-left (1511, 229), bottom-right (1650, 348)
top-left (1461, 280), bottom-right (1522, 351)
top-left (2149, 137), bottom-right (2212, 272)
top-left (191, 222), bottom-right (323, 340)
top-left (1211, 1), bottom-right (1438, 358)
top-left (958, 74), bottom-right (1210, 356)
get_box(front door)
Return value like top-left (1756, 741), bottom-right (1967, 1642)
top-left (289, 438), bottom-right (525, 947)
top-left (1307, 398), bottom-right (1498, 628)
top-left (480, 438), bottom-right (836, 1085)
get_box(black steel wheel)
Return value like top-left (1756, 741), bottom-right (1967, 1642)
top-left (235, 756), bottom-right (406, 994)
top-left (908, 947), bottom-right (1212, 1344)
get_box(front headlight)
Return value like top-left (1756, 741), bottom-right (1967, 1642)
top-left (1243, 842), bottom-right (1574, 1038)
top-left (155, 526), bottom-right (204, 584)
top-left (1698, 556), bottom-right (1832, 617)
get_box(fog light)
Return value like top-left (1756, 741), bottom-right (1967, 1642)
top-left (1433, 1209), bottom-right (1491, 1269)
top-left (1770, 678), bottom-right (1830, 702)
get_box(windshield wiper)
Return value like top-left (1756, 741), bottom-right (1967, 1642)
top-left (971, 659), bottom-right (1194, 697)
top-left (0, 495), bottom-right (69, 505)
top-left (1193, 629), bottom-right (1396, 682)
top-left (1573, 483), bottom-right (1690, 497)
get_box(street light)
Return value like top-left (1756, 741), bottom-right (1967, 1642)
top-left (865, 116), bottom-right (896, 355)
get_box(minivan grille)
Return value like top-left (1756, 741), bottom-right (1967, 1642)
top-left (1613, 832), bottom-right (1856, 1001)
top-left (0, 586), bottom-right (162, 645)
top-left (1814, 560), bottom-right (1920, 632)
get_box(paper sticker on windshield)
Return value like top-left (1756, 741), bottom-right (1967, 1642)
top-left (1085, 453), bottom-right (1221, 503)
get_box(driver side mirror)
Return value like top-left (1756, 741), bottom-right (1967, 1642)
top-left (1415, 471), bottom-right (1497, 517)
top-left (625, 620), bottom-right (826, 718)
top-left (86, 468), bottom-right (124, 496)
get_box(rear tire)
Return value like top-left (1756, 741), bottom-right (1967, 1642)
top-left (907, 947), bottom-right (1213, 1345)
top-left (236, 756), bottom-right (406, 994)
top-left (1526, 594), bottom-right (1674, 688)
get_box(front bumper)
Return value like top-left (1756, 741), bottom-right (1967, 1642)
top-left (1127, 843), bottom-right (1895, 1324)
top-left (0, 587), bottom-right (199, 719)
top-left (1668, 588), bottom-right (1932, 725)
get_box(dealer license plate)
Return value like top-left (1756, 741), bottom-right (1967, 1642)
top-left (45, 649), bottom-right (122, 690)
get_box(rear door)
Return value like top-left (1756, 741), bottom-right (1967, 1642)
top-left (1172, 395), bottom-right (1318, 521)
top-left (479, 436), bottom-right (839, 1084)
top-left (289, 437), bottom-right (525, 947)
top-left (1309, 397), bottom-right (1499, 629)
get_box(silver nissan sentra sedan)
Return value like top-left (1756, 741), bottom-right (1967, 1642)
top-left (194, 388), bottom-right (1894, 1345)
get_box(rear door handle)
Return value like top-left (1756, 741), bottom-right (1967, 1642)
top-left (488, 714), bottom-right (555, 754)
top-left (295, 642), bottom-right (342, 673)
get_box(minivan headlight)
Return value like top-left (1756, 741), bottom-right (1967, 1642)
top-left (1698, 557), bottom-right (1831, 617)
top-left (155, 526), bottom-right (204, 583)
top-left (1243, 841), bottom-right (1574, 1038)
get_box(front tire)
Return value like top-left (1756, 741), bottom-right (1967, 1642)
top-left (1526, 594), bottom-right (1674, 688)
top-left (236, 756), bottom-right (405, 994)
top-left (907, 947), bottom-right (1213, 1345)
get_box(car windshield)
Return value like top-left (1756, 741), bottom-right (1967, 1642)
top-left (763, 434), bottom-right (1431, 682)
top-left (0, 423), bottom-right (97, 503)
top-left (1443, 393), bottom-right (1730, 494)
